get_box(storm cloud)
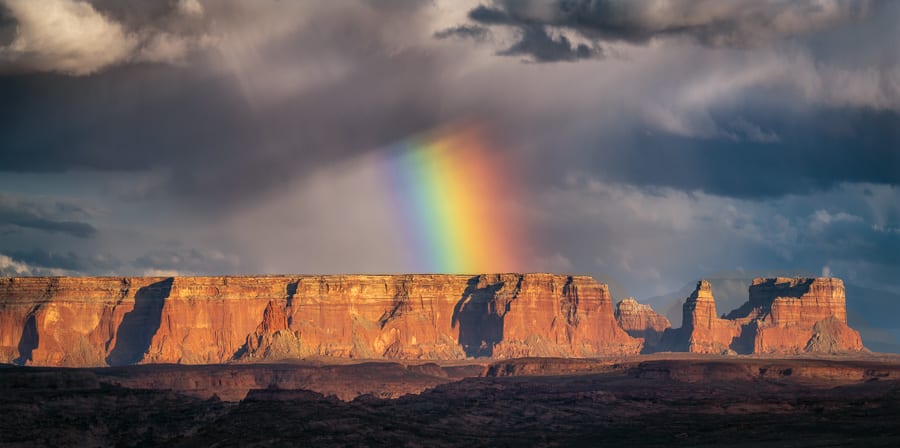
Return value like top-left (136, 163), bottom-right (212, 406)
top-left (433, 25), bottom-right (490, 41)
top-left (0, 0), bottom-right (451, 207)
top-left (499, 25), bottom-right (597, 62)
top-left (467, 0), bottom-right (871, 59)
top-left (0, 0), bottom-right (898, 350)
top-left (0, 193), bottom-right (96, 238)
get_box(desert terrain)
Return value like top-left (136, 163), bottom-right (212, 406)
top-left (2, 354), bottom-right (900, 447)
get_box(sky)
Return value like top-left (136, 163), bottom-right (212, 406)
top-left (0, 0), bottom-right (898, 347)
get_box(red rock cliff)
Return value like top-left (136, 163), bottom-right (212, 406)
top-left (614, 297), bottom-right (671, 349)
top-left (679, 280), bottom-right (742, 354)
top-left (0, 274), bottom-right (641, 367)
top-left (661, 277), bottom-right (863, 354)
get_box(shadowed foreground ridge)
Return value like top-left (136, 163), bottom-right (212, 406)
top-left (0, 274), bottom-right (865, 367)
top-left (2, 355), bottom-right (899, 447)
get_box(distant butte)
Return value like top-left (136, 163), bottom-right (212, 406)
top-left (614, 297), bottom-right (671, 351)
top-left (0, 274), bottom-right (865, 367)
top-left (656, 277), bottom-right (864, 354)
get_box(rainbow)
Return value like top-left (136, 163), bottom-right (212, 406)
top-left (377, 124), bottom-right (525, 273)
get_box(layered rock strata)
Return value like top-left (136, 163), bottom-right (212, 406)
top-left (614, 297), bottom-right (671, 350)
top-left (0, 274), bottom-right (642, 367)
top-left (661, 278), bottom-right (863, 354)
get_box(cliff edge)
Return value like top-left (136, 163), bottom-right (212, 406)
top-left (0, 274), bottom-right (642, 367)
top-left (615, 297), bottom-right (671, 351)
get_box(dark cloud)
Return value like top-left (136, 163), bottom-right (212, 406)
top-left (467, 5), bottom-right (511, 25)
top-left (0, 65), bottom-right (250, 173)
top-left (2, 1), bottom-right (896, 204)
top-left (90, 0), bottom-right (204, 28)
top-left (434, 25), bottom-right (490, 41)
top-left (0, 5), bottom-right (15, 46)
top-left (0, 193), bottom-right (96, 238)
top-left (591, 108), bottom-right (900, 199)
top-left (801, 211), bottom-right (900, 267)
top-left (4, 249), bottom-right (117, 271)
top-left (469, 0), bottom-right (871, 50)
top-left (0, 1), bottom-right (447, 209)
top-left (2, 218), bottom-right (95, 239)
top-left (467, 5), bottom-right (600, 62)
top-left (434, 25), bottom-right (491, 41)
top-left (500, 25), bottom-right (597, 62)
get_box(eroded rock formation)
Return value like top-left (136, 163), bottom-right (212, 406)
top-left (0, 274), bottom-right (642, 367)
top-left (0, 277), bottom-right (176, 367)
top-left (614, 297), bottom-right (671, 350)
top-left (675, 280), bottom-right (742, 353)
top-left (660, 277), bottom-right (864, 354)
top-left (0, 274), bottom-right (867, 366)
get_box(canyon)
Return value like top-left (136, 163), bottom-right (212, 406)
top-left (0, 274), bottom-right (865, 368)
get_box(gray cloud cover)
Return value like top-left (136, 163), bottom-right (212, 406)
top-left (0, 0), bottom-right (898, 350)
top-left (0, 193), bottom-right (96, 238)
top-left (466, 0), bottom-right (872, 61)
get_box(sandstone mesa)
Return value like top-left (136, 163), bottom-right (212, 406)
top-left (659, 277), bottom-right (864, 355)
top-left (0, 274), bottom-right (864, 367)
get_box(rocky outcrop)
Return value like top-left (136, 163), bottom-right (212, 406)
top-left (614, 297), bottom-right (671, 350)
top-left (661, 278), bottom-right (864, 354)
top-left (677, 280), bottom-right (742, 354)
top-left (1, 274), bottom-right (866, 366)
top-left (0, 274), bottom-right (642, 367)
top-left (0, 277), bottom-right (175, 367)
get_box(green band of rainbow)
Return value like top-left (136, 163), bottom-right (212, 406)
top-left (379, 125), bottom-right (522, 273)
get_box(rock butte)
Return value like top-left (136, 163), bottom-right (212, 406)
top-left (658, 277), bottom-right (864, 354)
top-left (0, 274), bottom-right (864, 367)
top-left (615, 297), bottom-right (671, 350)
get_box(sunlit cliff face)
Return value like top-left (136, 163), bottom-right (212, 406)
top-left (0, 274), bottom-right (864, 367)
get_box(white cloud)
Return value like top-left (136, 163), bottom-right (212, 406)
top-left (0, 0), bottom-right (138, 75)
top-left (0, 253), bottom-right (73, 276)
top-left (142, 269), bottom-right (183, 277)
top-left (809, 209), bottom-right (863, 232)
top-left (177, 0), bottom-right (204, 18)
top-left (0, 0), bottom-right (213, 75)
top-left (813, 209), bottom-right (863, 223)
top-left (141, 32), bottom-right (190, 64)
top-left (0, 254), bottom-right (33, 275)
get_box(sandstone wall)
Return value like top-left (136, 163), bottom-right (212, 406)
top-left (0, 274), bottom-right (642, 367)
top-left (0, 277), bottom-right (171, 367)
top-left (614, 297), bottom-right (671, 350)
